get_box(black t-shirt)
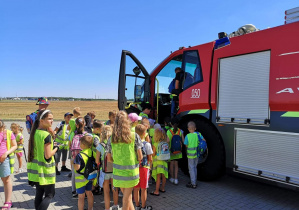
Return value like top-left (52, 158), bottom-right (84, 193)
top-left (175, 71), bottom-right (185, 90)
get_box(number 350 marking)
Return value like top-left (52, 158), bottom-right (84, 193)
top-left (191, 89), bottom-right (200, 98)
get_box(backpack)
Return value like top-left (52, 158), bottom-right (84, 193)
top-left (156, 141), bottom-right (170, 161)
top-left (197, 133), bottom-right (207, 159)
top-left (140, 141), bottom-right (149, 167)
top-left (169, 129), bottom-right (183, 155)
top-left (71, 132), bottom-right (87, 151)
top-left (168, 79), bottom-right (176, 94)
top-left (100, 142), bottom-right (113, 173)
top-left (56, 121), bottom-right (66, 137)
top-left (26, 111), bottom-right (38, 133)
top-left (79, 151), bottom-right (98, 180)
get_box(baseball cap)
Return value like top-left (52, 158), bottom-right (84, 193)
top-left (128, 113), bottom-right (142, 122)
top-left (148, 118), bottom-right (156, 126)
top-left (64, 112), bottom-right (74, 117)
top-left (36, 97), bottom-right (50, 105)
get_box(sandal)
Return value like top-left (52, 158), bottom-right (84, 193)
top-left (150, 191), bottom-right (160, 196)
top-left (159, 189), bottom-right (166, 193)
top-left (1, 201), bottom-right (13, 210)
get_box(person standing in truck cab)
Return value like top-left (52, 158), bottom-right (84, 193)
top-left (170, 67), bottom-right (184, 117)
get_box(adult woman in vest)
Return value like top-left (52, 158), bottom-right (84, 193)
top-left (27, 110), bottom-right (59, 210)
top-left (107, 111), bottom-right (143, 210)
top-left (0, 119), bottom-right (17, 210)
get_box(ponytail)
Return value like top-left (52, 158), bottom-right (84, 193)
top-left (28, 110), bottom-right (52, 162)
top-left (75, 117), bottom-right (85, 134)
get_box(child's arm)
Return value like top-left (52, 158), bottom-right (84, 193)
top-left (18, 136), bottom-right (24, 145)
top-left (73, 163), bottom-right (80, 171)
top-left (152, 145), bottom-right (156, 157)
top-left (137, 148), bottom-right (143, 162)
top-left (107, 153), bottom-right (113, 162)
top-left (96, 150), bottom-right (101, 165)
top-left (147, 154), bottom-right (152, 162)
top-left (145, 135), bottom-right (150, 143)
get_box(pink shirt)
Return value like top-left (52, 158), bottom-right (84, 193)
top-left (0, 131), bottom-right (16, 157)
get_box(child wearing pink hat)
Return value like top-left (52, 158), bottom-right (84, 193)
top-left (128, 113), bottom-right (142, 132)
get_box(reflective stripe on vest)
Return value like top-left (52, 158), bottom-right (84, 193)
top-left (56, 124), bottom-right (69, 150)
top-left (6, 130), bottom-right (15, 174)
top-left (27, 129), bottom-right (56, 185)
top-left (75, 148), bottom-right (92, 189)
top-left (15, 133), bottom-right (24, 153)
top-left (111, 132), bottom-right (139, 188)
top-left (186, 133), bottom-right (199, 159)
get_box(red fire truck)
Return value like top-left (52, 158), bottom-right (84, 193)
top-left (118, 10), bottom-right (299, 188)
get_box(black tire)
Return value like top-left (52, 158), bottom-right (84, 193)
top-left (180, 118), bottom-right (226, 181)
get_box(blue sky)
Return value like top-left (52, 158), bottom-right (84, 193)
top-left (0, 0), bottom-right (298, 99)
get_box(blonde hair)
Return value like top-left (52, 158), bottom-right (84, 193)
top-left (73, 107), bottom-right (81, 116)
top-left (135, 124), bottom-right (147, 139)
top-left (154, 128), bottom-right (167, 143)
top-left (10, 123), bottom-right (23, 134)
top-left (112, 111), bottom-right (132, 143)
top-left (101, 125), bottom-right (112, 142)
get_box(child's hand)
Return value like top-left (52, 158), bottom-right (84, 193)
top-left (0, 152), bottom-right (8, 163)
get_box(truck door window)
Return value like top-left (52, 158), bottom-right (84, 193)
top-left (125, 56), bottom-right (145, 103)
top-left (182, 50), bottom-right (203, 89)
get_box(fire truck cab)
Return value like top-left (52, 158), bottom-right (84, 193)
top-left (118, 15), bottom-right (299, 188)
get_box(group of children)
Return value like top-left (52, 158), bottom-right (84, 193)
top-left (0, 103), bottom-right (205, 210)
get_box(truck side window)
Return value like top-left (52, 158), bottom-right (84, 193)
top-left (182, 50), bottom-right (203, 89)
top-left (155, 55), bottom-right (183, 95)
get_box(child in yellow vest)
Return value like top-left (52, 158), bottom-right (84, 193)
top-left (184, 121), bottom-right (205, 189)
top-left (10, 123), bottom-right (24, 173)
top-left (107, 111), bottom-right (143, 210)
top-left (96, 125), bottom-right (120, 210)
top-left (73, 135), bottom-right (95, 210)
top-left (134, 124), bottom-right (153, 210)
top-left (150, 128), bottom-right (169, 196)
top-left (91, 119), bottom-right (103, 194)
top-left (167, 118), bottom-right (184, 185)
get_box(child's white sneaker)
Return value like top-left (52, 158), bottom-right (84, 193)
top-left (112, 205), bottom-right (119, 210)
top-left (141, 206), bottom-right (153, 210)
top-left (169, 178), bottom-right (174, 183)
top-left (174, 179), bottom-right (178, 185)
top-left (135, 206), bottom-right (141, 210)
top-left (18, 168), bottom-right (23, 173)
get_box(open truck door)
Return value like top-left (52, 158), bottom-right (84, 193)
top-left (118, 50), bottom-right (150, 114)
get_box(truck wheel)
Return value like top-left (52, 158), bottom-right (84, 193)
top-left (179, 118), bottom-right (225, 181)
top-left (194, 118), bottom-right (225, 181)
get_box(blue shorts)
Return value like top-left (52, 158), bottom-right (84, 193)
top-left (0, 158), bottom-right (11, 178)
top-left (76, 181), bottom-right (93, 194)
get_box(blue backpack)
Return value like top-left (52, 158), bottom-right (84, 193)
top-left (197, 132), bottom-right (207, 159)
top-left (170, 129), bottom-right (183, 155)
top-left (168, 79), bottom-right (176, 93)
top-left (26, 111), bottom-right (38, 133)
